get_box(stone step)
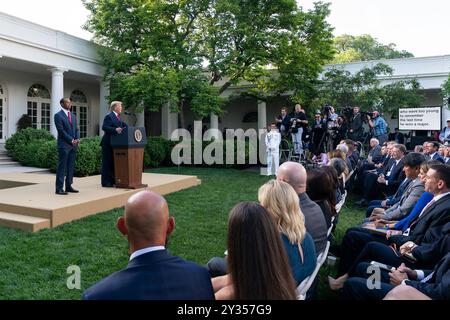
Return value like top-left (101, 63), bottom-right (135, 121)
top-left (0, 161), bottom-right (21, 166)
top-left (0, 211), bottom-right (50, 232)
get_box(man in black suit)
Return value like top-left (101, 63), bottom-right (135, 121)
top-left (100, 101), bottom-right (128, 187)
top-left (342, 252), bottom-right (450, 300)
top-left (54, 98), bottom-right (79, 195)
top-left (348, 106), bottom-right (364, 143)
top-left (277, 161), bottom-right (328, 255)
top-left (275, 107), bottom-right (291, 137)
top-left (83, 190), bottom-right (215, 300)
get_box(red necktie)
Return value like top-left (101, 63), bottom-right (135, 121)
top-left (117, 114), bottom-right (120, 121)
top-left (68, 112), bottom-right (72, 124)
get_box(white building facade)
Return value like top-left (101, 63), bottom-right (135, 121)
top-left (0, 11), bottom-right (449, 143)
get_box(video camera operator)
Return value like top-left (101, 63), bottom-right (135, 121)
top-left (367, 110), bottom-right (388, 145)
top-left (290, 104), bottom-right (308, 155)
top-left (348, 106), bottom-right (364, 143)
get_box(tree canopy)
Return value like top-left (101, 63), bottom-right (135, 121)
top-left (82, 0), bottom-right (335, 120)
top-left (332, 34), bottom-right (413, 64)
top-left (311, 63), bottom-right (424, 116)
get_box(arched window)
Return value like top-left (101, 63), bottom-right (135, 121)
top-left (27, 84), bottom-right (51, 131)
top-left (70, 89), bottom-right (89, 138)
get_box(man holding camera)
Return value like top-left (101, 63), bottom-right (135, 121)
top-left (290, 104), bottom-right (308, 155)
top-left (348, 106), bottom-right (364, 143)
top-left (368, 111), bottom-right (388, 145)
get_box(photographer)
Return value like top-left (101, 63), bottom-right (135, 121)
top-left (290, 104), bottom-right (308, 155)
top-left (367, 111), bottom-right (388, 145)
top-left (348, 106), bottom-right (364, 143)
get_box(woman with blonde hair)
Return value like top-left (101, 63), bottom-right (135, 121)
top-left (258, 180), bottom-right (317, 285)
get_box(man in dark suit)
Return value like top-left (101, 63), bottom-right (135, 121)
top-left (277, 161), bottom-right (328, 255)
top-left (348, 106), bottom-right (364, 143)
top-left (100, 101), bottom-right (128, 187)
top-left (341, 251), bottom-right (450, 300)
top-left (83, 190), bottom-right (215, 300)
top-left (54, 98), bottom-right (79, 195)
top-left (424, 141), bottom-right (445, 163)
top-left (275, 107), bottom-right (291, 137)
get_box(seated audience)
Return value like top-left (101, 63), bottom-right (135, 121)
top-left (212, 202), bottom-right (297, 300)
top-left (306, 167), bottom-right (338, 228)
top-left (277, 162), bottom-right (328, 255)
top-left (258, 179), bottom-right (317, 285)
top-left (83, 190), bottom-right (214, 300)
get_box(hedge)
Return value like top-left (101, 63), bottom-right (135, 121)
top-left (6, 130), bottom-right (259, 175)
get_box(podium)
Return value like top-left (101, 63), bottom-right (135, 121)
top-left (110, 126), bottom-right (148, 189)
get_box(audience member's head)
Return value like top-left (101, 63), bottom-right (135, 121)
top-left (227, 202), bottom-right (297, 300)
top-left (117, 190), bottom-right (174, 254)
top-left (414, 145), bottom-right (424, 153)
top-left (425, 164), bottom-right (450, 195)
top-left (370, 138), bottom-right (379, 148)
top-left (336, 144), bottom-right (349, 155)
top-left (306, 167), bottom-right (337, 213)
top-left (402, 152), bottom-right (426, 179)
top-left (277, 162), bottom-right (307, 194)
top-left (392, 144), bottom-right (406, 160)
top-left (329, 157), bottom-right (349, 177)
top-left (381, 145), bottom-right (388, 156)
top-left (328, 149), bottom-right (348, 163)
top-left (425, 141), bottom-right (440, 155)
top-left (258, 180), bottom-right (306, 246)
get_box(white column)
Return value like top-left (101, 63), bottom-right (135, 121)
top-left (99, 81), bottom-right (110, 136)
top-left (136, 110), bottom-right (145, 127)
top-left (161, 103), bottom-right (178, 139)
top-left (210, 113), bottom-right (220, 139)
top-left (50, 68), bottom-right (67, 137)
top-left (258, 100), bottom-right (267, 131)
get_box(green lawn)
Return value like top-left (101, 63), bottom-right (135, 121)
top-left (0, 167), bottom-right (364, 299)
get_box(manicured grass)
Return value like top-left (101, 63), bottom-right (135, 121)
top-left (0, 167), bottom-right (364, 299)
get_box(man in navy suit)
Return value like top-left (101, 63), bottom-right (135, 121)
top-left (83, 190), bottom-right (215, 300)
top-left (54, 98), bottom-right (79, 195)
top-left (100, 101), bottom-right (127, 187)
top-left (425, 141), bottom-right (445, 163)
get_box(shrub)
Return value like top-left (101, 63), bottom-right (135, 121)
top-left (5, 128), bottom-right (54, 161)
top-left (74, 136), bottom-right (102, 177)
top-left (36, 140), bottom-right (58, 172)
top-left (144, 136), bottom-right (175, 168)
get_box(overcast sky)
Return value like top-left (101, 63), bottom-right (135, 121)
top-left (1, 0), bottom-right (449, 57)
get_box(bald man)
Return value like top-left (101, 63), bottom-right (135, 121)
top-left (277, 162), bottom-right (328, 255)
top-left (83, 190), bottom-right (215, 300)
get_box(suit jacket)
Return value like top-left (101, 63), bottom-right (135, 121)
top-left (383, 178), bottom-right (425, 221)
top-left (100, 112), bottom-right (128, 147)
top-left (349, 113), bottom-right (364, 133)
top-left (386, 178), bottom-right (412, 207)
top-left (406, 252), bottom-right (450, 300)
top-left (368, 145), bottom-right (382, 164)
top-left (298, 193), bottom-right (328, 256)
top-left (390, 194), bottom-right (450, 246)
top-left (384, 158), bottom-right (405, 192)
top-left (82, 249), bottom-right (215, 300)
top-left (431, 153), bottom-right (445, 164)
top-left (54, 110), bottom-right (79, 149)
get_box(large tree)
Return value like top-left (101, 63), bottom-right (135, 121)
top-left (311, 63), bottom-right (424, 116)
top-left (83, 0), bottom-right (334, 125)
top-left (332, 34), bottom-right (413, 64)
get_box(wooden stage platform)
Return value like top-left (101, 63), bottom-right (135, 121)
top-left (0, 172), bottom-right (200, 232)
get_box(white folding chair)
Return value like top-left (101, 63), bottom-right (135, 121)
top-left (296, 241), bottom-right (331, 299)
